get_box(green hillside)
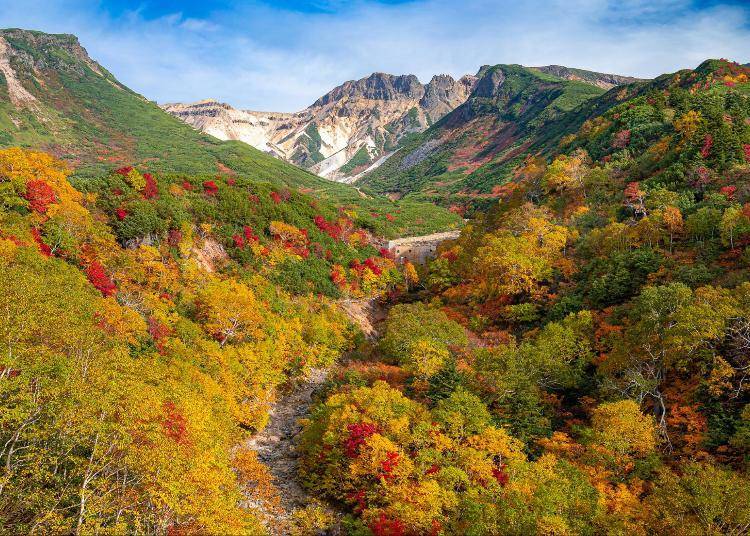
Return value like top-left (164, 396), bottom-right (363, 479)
top-left (0, 29), bottom-right (337, 188)
top-left (358, 64), bottom-right (608, 208)
top-left (0, 28), bottom-right (461, 237)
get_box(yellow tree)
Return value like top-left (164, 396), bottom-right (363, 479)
top-left (403, 261), bottom-right (419, 291)
top-left (196, 279), bottom-right (263, 345)
top-left (673, 110), bottom-right (703, 142)
top-left (473, 210), bottom-right (570, 299)
top-left (720, 205), bottom-right (746, 249)
top-left (661, 206), bottom-right (684, 251)
top-left (587, 400), bottom-right (658, 472)
top-left (542, 150), bottom-right (590, 197)
top-left (404, 338), bottom-right (449, 378)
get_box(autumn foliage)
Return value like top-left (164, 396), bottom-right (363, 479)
top-left (23, 179), bottom-right (57, 214)
top-left (85, 260), bottom-right (116, 296)
top-left (299, 60), bottom-right (750, 535)
top-left (0, 148), bottom-right (353, 534)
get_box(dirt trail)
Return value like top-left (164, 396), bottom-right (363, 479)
top-left (244, 367), bottom-right (332, 533)
top-left (244, 298), bottom-right (386, 534)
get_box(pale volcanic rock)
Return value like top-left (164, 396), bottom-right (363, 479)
top-left (163, 72), bottom-right (478, 180)
top-left (164, 65), bottom-right (638, 180)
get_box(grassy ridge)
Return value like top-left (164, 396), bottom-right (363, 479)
top-left (0, 29), bottom-right (461, 237)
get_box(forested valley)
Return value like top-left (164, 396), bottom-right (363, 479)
top-left (1, 24), bottom-right (750, 536)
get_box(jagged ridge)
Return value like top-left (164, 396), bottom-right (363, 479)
top-left (163, 71), bottom-right (479, 180)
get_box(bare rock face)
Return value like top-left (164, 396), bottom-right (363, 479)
top-left (313, 72), bottom-right (424, 105)
top-left (420, 74), bottom-right (478, 120)
top-left (162, 100), bottom-right (295, 158)
top-left (471, 67), bottom-right (507, 99)
top-left (0, 37), bottom-right (37, 107)
top-left (163, 71), bottom-right (479, 181)
top-left (164, 64), bottom-right (638, 181)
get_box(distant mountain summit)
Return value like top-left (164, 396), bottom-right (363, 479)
top-left (165, 65), bottom-right (639, 180)
top-left (358, 63), bottom-right (622, 199)
top-left (163, 72), bottom-right (478, 181)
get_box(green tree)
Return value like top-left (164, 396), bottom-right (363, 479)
top-left (647, 463), bottom-right (750, 535)
top-left (379, 303), bottom-right (468, 365)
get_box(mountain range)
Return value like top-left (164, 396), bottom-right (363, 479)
top-left (358, 63), bottom-right (630, 206)
top-left (0, 26), bottom-right (642, 197)
top-left (164, 67), bottom-right (639, 181)
top-left (163, 72), bottom-right (479, 181)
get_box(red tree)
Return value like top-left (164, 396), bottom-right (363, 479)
top-left (314, 216), bottom-right (343, 240)
top-left (624, 181), bottom-right (647, 217)
top-left (232, 234), bottom-right (245, 249)
top-left (344, 422), bottom-right (378, 458)
top-left (243, 226), bottom-right (259, 242)
top-left (720, 185), bottom-right (737, 200)
top-left (370, 514), bottom-right (405, 536)
top-left (24, 180), bottom-right (57, 214)
top-left (148, 317), bottom-right (171, 353)
top-left (364, 257), bottom-right (382, 276)
top-left (380, 451), bottom-right (399, 481)
top-left (142, 173), bottom-right (158, 199)
top-left (492, 464), bottom-right (509, 486)
top-left (167, 228), bottom-right (183, 247)
top-left (612, 129), bottom-right (631, 149)
top-left (30, 227), bottom-right (51, 256)
top-left (114, 166), bottom-right (133, 176)
top-left (86, 260), bottom-right (116, 297)
top-left (347, 489), bottom-right (367, 513)
top-left (203, 180), bottom-right (219, 195)
top-left (162, 401), bottom-right (188, 444)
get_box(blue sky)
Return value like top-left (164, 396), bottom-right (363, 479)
top-left (0, 0), bottom-right (749, 111)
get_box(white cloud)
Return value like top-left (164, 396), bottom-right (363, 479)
top-left (0, 0), bottom-right (748, 111)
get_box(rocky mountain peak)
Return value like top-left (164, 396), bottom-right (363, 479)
top-left (166, 63), bottom-right (638, 181)
top-left (313, 72), bottom-right (424, 107)
top-left (420, 73), bottom-right (478, 117)
top-left (471, 66), bottom-right (507, 98)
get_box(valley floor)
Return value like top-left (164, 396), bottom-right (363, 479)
top-left (245, 367), bottom-right (337, 534)
top-left (246, 298), bottom-right (389, 535)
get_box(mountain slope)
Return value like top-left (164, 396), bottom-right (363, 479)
top-left (529, 65), bottom-right (642, 89)
top-left (358, 64), bottom-right (617, 207)
top-left (0, 28), bottom-right (331, 189)
top-left (164, 72), bottom-right (478, 180)
top-left (300, 58), bottom-right (750, 534)
top-left (165, 66), bottom-right (637, 183)
top-left (0, 28), bottom-right (463, 237)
